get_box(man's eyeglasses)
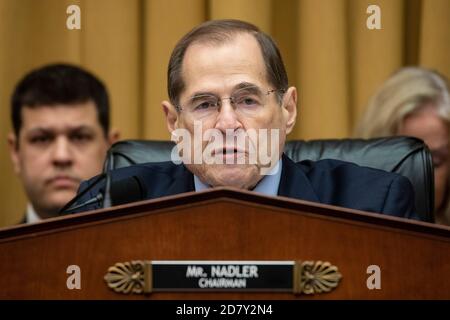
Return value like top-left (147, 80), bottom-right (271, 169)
top-left (176, 86), bottom-right (286, 119)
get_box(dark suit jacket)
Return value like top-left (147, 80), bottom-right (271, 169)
top-left (68, 154), bottom-right (419, 220)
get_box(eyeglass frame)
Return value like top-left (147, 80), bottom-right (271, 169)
top-left (174, 86), bottom-right (287, 115)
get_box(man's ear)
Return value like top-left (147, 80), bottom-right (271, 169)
top-left (282, 86), bottom-right (297, 135)
top-left (7, 132), bottom-right (21, 174)
top-left (107, 128), bottom-right (120, 146)
top-left (162, 100), bottom-right (179, 133)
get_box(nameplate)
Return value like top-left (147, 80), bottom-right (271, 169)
top-left (104, 260), bottom-right (342, 295)
top-left (153, 261), bottom-right (292, 291)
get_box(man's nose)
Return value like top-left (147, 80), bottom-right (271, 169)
top-left (214, 99), bottom-right (243, 133)
top-left (52, 137), bottom-right (73, 167)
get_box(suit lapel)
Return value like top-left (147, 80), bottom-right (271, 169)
top-left (278, 154), bottom-right (319, 202)
top-left (164, 164), bottom-right (195, 196)
top-left (158, 156), bottom-right (319, 202)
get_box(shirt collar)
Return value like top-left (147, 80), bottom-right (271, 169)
top-left (26, 204), bottom-right (42, 224)
top-left (193, 159), bottom-right (282, 196)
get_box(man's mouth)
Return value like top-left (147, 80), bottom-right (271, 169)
top-left (212, 147), bottom-right (246, 155)
top-left (46, 175), bottom-right (80, 188)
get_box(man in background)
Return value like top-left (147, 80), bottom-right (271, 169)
top-left (8, 63), bottom-right (119, 223)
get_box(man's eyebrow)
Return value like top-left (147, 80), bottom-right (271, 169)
top-left (27, 125), bottom-right (95, 135)
top-left (68, 125), bottom-right (96, 132)
top-left (188, 82), bottom-right (262, 99)
top-left (233, 82), bottom-right (261, 92)
top-left (189, 92), bottom-right (217, 100)
top-left (26, 127), bottom-right (54, 136)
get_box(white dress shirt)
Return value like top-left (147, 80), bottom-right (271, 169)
top-left (25, 204), bottom-right (42, 224)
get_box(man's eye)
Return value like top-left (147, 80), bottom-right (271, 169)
top-left (236, 95), bottom-right (260, 107)
top-left (30, 136), bottom-right (51, 144)
top-left (70, 134), bottom-right (92, 142)
top-left (194, 101), bottom-right (216, 110)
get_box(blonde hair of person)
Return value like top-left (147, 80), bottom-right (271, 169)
top-left (355, 67), bottom-right (450, 138)
top-left (355, 66), bottom-right (450, 224)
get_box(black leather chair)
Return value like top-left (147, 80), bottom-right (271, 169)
top-left (103, 137), bottom-right (434, 222)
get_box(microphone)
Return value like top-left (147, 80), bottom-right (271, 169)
top-left (102, 149), bottom-right (114, 208)
top-left (61, 175), bottom-right (147, 214)
top-left (59, 173), bottom-right (106, 215)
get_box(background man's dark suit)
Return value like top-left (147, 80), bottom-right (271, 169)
top-left (69, 155), bottom-right (419, 220)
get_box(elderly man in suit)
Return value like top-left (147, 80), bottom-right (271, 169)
top-left (69, 19), bottom-right (419, 221)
